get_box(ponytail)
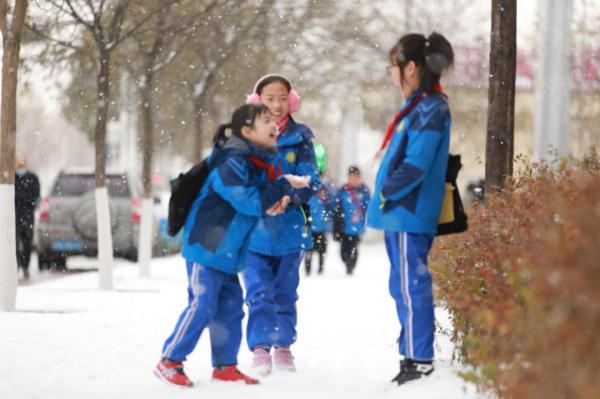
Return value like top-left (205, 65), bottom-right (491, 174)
top-left (424, 32), bottom-right (454, 74)
top-left (213, 123), bottom-right (233, 148)
top-left (390, 31), bottom-right (454, 90)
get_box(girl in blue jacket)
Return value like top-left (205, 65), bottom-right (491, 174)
top-left (366, 33), bottom-right (454, 386)
top-left (155, 104), bottom-right (310, 387)
top-left (244, 74), bottom-right (321, 375)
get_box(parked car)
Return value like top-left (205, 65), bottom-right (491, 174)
top-left (36, 170), bottom-right (160, 270)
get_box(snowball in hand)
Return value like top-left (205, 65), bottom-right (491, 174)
top-left (284, 175), bottom-right (311, 189)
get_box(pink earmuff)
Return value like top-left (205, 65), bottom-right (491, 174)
top-left (246, 74), bottom-right (302, 113)
top-left (288, 89), bottom-right (301, 113)
top-left (247, 92), bottom-right (262, 105)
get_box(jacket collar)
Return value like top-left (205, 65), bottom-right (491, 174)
top-left (276, 116), bottom-right (311, 147)
top-left (209, 136), bottom-right (277, 166)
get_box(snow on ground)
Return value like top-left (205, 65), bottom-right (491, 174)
top-left (1, 241), bottom-right (479, 399)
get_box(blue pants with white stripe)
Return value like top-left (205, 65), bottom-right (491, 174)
top-left (161, 262), bottom-right (244, 366)
top-left (243, 251), bottom-right (303, 351)
top-left (384, 231), bottom-right (435, 361)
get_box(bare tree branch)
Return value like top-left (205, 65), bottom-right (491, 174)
top-left (111, 0), bottom-right (173, 48)
top-left (27, 22), bottom-right (86, 54)
top-left (107, 1), bottom-right (128, 46)
top-left (62, 0), bottom-right (94, 30)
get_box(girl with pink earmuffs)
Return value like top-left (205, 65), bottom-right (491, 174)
top-left (243, 74), bottom-right (321, 376)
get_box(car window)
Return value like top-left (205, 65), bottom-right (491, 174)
top-left (52, 174), bottom-right (130, 197)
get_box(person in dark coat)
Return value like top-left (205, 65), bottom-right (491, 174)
top-left (14, 156), bottom-right (40, 279)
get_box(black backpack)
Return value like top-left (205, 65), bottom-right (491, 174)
top-left (436, 154), bottom-right (468, 236)
top-left (167, 158), bottom-right (210, 237)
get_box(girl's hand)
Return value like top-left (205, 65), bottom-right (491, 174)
top-left (284, 174), bottom-right (311, 189)
top-left (266, 195), bottom-right (291, 216)
top-left (278, 195), bottom-right (291, 212)
top-left (266, 204), bottom-right (279, 216)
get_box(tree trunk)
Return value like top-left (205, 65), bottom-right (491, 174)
top-left (193, 70), bottom-right (219, 162)
top-left (94, 50), bottom-right (114, 290)
top-left (140, 71), bottom-right (154, 198)
top-left (138, 69), bottom-right (154, 277)
top-left (485, 0), bottom-right (517, 190)
top-left (193, 93), bottom-right (204, 162)
top-left (0, 26), bottom-right (21, 185)
top-left (0, 0), bottom-right (29, 311)
top-left (95, 51), bottom-right (112, 188)
top-left (0, 47), bottom-right (17, 184)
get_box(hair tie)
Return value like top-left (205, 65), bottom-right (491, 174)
top-left (223, 123), bottom-right (233, 137)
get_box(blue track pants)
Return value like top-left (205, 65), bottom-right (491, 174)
top-left (384, 231), bottom-right (435, 361)
top-left (162, 262), bottom-right (244, 366)
top-left (243, 251), bottom-right (303, 351)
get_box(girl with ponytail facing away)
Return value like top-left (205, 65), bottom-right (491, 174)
top-left (155, 104), bottom-right (310, 387)
top-left (366, 32), bottom-right (454, 386)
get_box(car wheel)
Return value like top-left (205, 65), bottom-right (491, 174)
top-left (38, 253), bottom-right (52, 271)
top-left (38, 252), bottom-right (67, 272)
top-left (122, 250), bottom-right (138, 262)
top-left (53, 253), bottom-right (67, 272)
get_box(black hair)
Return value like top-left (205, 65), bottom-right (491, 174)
top-left (348, 165), bottom-right (361, 175)
top-left (213, 104), bottom-right (270, 148)
top-left (389, 32), bottom-right (454, 90)
top-left (256, 75), bottom-right (292, 95)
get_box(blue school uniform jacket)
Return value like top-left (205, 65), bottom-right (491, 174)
top-left (309, 181), bottom-right (336, 233)
top-left (336, 183), bottom-right (371, 236)
top-left (367, 90), bottom-right (451, 234)
top-left (249, 117), bottom-right (321, 256)
top-left (181, 136), bottom-right (291, 274)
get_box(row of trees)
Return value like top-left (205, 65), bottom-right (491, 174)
top-left (1, 0), bottom-right (515, 310)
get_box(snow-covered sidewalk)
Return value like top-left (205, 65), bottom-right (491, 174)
top-left (1, 241), bottom-right (479, 399)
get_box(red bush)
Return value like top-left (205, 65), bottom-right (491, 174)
top-left (431, 157), bottom-right (600, 398)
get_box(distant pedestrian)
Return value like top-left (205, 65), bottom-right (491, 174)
top-left (305, 172), bottom-right (336, 275)
top-left (333, 166), bottom-right (370, 275)
top-left (14, 155), bottom-right (40, 279)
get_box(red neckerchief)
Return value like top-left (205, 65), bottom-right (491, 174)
top-left (277, 115), bottom-right (290, 135)
top-left (344, 183), bottom-right (364, 216)
top-left (249, 156), bottom-right (283, 181)
top-left (379, 83), bottom-right (447, 152)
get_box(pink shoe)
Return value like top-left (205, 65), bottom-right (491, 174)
top-left (274, 347), bottom-right (296, 372)
top-left (252, 348), bottom-right (272, 376)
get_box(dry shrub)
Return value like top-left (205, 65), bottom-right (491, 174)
top-left (431, 155), bottom-right (600, 399)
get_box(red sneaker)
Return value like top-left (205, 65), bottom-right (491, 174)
top-left (212, 365), bottom-right (260, 385)
top-left (154, 358), bottom-right (193, 387)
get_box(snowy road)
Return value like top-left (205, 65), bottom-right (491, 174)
top-left (1, 241), bottom-right (479, 399)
